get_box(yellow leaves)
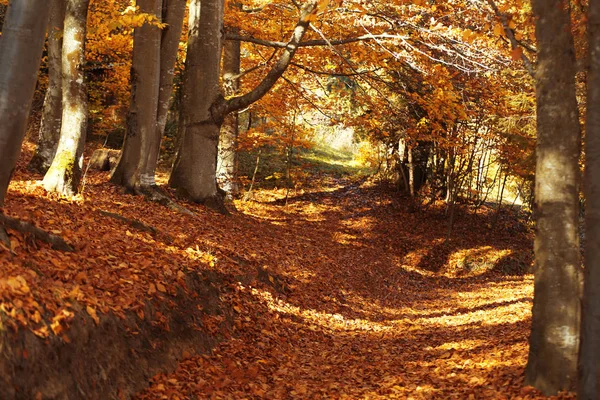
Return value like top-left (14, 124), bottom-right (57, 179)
top-left (316, 0), bottom-right (329, 14)
top-left (2, 275), bottom-right (31, 295)
top-left (184, 246), bottom-right (217, 267)
top-left (493, 23), bottom-right (505, 37)
top-left (86, 305), bottom-right (100, 324)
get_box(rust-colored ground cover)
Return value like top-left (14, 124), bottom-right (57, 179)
top-left (1, 150), bottom-right (573, 399)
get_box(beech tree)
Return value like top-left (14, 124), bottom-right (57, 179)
top-left (111, 0), bottom-right (186, 194)
top-left (28, 0), bottom-right (67, 173)
top-left (42, 0), bottom-right (91, 196)
top-left (580, 0), bottom-right (600, 397)
top-left (0, 0), bottom-right (50, 206)
top-left (217, 29), bottom-right (241, 196)
top-left (169, 0), bottom-right (319, 210)
top-left (525, 0), bottom-right (582, 394)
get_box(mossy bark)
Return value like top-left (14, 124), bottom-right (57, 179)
top-left (42, 0), bottom-right (90, 196)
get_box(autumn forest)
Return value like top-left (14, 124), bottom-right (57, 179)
top-left (0, 0), bottom-right (597, 398)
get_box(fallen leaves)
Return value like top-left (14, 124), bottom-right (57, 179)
top-left (1, 158), bottom-right (567, 399)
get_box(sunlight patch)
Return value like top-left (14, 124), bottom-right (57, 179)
top-left (445, 246), bottom-right (512, 277)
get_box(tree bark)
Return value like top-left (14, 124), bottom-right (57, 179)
top-left (28, 0), bottom-right (66, 174)
top-left (579, 0), bottom-right (600, 397)
top-left (170, 0), bottom-right (318, 209)
top-left (217, 28), bottom-right (241, 197)
top-left (111, 0), bottom-right (186, 193)
top-left (0, 0), bottom-right (50, 207)
top-left (111, 0), bottom-right (162, 190)
top-left (42, 0), bottom-right (91, 196)
top-left (525, 0), bottom-right (582, 394)
top-left (169, 0), bottom-right (225, 210)
top-left (157, 0), bottom-right (187, 137)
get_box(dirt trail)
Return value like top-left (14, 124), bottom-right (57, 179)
top-left (134, 177), bottom-right (566, 400)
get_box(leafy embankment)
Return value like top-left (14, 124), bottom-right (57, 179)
top-left (1, 144), bottom-right (570, 399)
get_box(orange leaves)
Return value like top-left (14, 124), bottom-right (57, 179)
top-left (3, 275), bottom-right (31, 295)
top-left (511, 46), bottom-right (524, 61)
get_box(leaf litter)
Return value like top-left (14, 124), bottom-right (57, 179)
top-left (2, 160), bottom-right (573, 399)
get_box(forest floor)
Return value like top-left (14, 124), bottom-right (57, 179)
top-left (1, 144), bottom-right (573, 399)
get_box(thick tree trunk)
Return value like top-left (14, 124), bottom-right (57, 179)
top-left (42, 0), bottom-right (91, 196)
top-left (0, 1), bottom-right (50, 207)
top-left (525, 0), bottom-right (582, 394)
top-left (579, 0), bottom-right (600, 397)
top-left (28, 0), bottom-right (66, 173)
top-left (169, 0), bottom-right (225, 209)
top-left (112, 0), bottom-right (186, 193)
top-left (217, 29), bottom-right (241, 196)
top-left (111, 0), bottom-right (162, 190)
top-left (169, 0), bottom-right (318, 209)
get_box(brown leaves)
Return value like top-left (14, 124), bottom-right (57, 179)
top-left (131, 176), bottom-right (554, 400)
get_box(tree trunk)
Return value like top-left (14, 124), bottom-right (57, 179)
top-left (42, 0), bottom-right (91, 196)
top-left (0, 0), bottom-right (50, 207)
top-left (112, 0), bottom-right (186, 193)
top-left (28, 0), bottom-right (66, 173)
top-left (111, 0), bottom-right (162, 190)
top-left (217, 28), bottom-right (241, 197)
top-left (579, 0), bottom-right (600, 397)
top-left (169, 0), bottom-right (225, 209)
top-left (525, 0), bottom-right (582, 394)
top-left (157, 0), bottom-right (187, 138)
top-left (169, 0), bottom-right (318, 209)
top-left (408, 146), bottom-right (415, 197)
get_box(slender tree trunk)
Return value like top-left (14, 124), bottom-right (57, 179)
top-left (408, 146), bottom-right (415, 197)
top-left (42, 0), bottom-right (91, 196)
top-left (0, 1), bottom-right (50, 207)
top-left (491, 172), bottom-right (508, 231)
top-left (157, 0), bottom-right (187, 138)
top-left (445, 149), bottom-right (456, 204)
top-left (217, 28), bottom-right (241, 197)
top-left (28, 0), bottom-right (66, 173)
top-left (111, 0), bottom-right (162, 190)
top-left (170, 0), bottom-right (318, 210)
top-left (525, 0), bottom-right (582, 394)
top-left (579, 0), bottom-right (600, 397)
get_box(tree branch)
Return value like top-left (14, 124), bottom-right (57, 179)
top-left (215, 0), bottom-right (318, 117)
top-left (224, 32), bottom-right (400, 49)
top-left (0, 214), bottom-right (74, 252)
top-left (486, 0), bottom-right (535, 77)
top-left (290, 61), bottom-right (382, 76)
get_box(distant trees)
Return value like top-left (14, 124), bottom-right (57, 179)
top-left (0, 0), bottom-right (50, 206)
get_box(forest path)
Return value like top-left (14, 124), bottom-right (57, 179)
top-left (134, 176), bottom-right (558, 399)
